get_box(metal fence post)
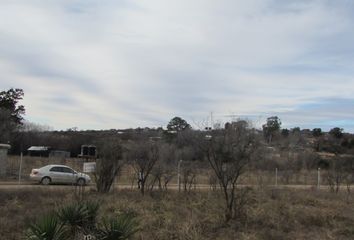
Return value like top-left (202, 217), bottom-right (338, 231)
top-left (317, 167), bottom-right (321, 190)
top-left (18, 152), bottom-right (23, 184)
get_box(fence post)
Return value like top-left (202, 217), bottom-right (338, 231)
top-left (18, 152), bottom-right (23, 184)
top-left (317, 167), bottom-right (321, 190)
top-left (177, 160), bottom-right (182, 192)
top-left (275, 168), bottom-right (278, 187)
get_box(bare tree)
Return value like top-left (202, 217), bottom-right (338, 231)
top-left (126, 140), bottom-right (159, 195)
top-left (326, 155), bottom-right (352, 193)
top-left (94, 139), bottom-right (124, 193)
top-left (203, 120), bottom-right (259, 222)
top-left (181, 161), bottom-right (197, 192)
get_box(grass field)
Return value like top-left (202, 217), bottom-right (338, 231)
top-left (0, 186), bottom-right (353, 240)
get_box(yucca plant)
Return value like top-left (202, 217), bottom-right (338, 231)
top-left (56, 202), bottom-right (89, 237)
top-left (26, 214), bottom-right (68, 240)
top-left (83, 200), bottom-right (100, 230)
top-left (98, 213), bottom-right (139, 240)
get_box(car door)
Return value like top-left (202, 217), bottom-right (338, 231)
top-left (49, 166), bottom-right (64, 183)
top-left (62, 167), bottom-right (77, 184)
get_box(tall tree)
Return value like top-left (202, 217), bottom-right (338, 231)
top-left (0, 88), bottom-right (25, 124)
top-left (262, 116), bottom-right (281, 143)
top-left (166, 116), bottom-right (191, 132)
top-left (0, 88), bottom-right (25, 143)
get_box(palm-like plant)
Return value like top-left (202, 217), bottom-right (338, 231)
top-left (56, 202), bottom-right (88, 236)
top-left (26, 214), bottom-right (68, 240)
top-left (98, 214), bottom-right (139, 240)
top-left (84, 201), bottom-right (100, 230)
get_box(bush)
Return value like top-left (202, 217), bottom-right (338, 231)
top-left (26, 213), bottom-right (68, 240)
top-left (26, 201), bottom-right (138, 240)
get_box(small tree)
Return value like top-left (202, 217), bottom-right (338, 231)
top-left (149, 143), bottom-right (176, 191)
top-left (126, 140), bottom-right (159, 195)
top-left (326, 155), bottom-right (352, 193)
top-left (94, 139), bottom-right (124, 193)
top-left (203, 120), bottom-right (258, 221)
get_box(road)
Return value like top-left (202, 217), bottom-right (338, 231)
top-left (0, 181), bottom-right (342, 191)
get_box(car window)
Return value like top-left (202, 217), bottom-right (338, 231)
top-left (50, 166), bottom-right (63, 172)
top-left (62, 167), bottom-right (74, 174)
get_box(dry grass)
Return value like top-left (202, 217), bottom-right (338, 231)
top-left (0, 187), bottom-right (353, 240)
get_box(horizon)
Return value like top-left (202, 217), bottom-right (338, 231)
top-left (1, 1), bottom-right (354, 132)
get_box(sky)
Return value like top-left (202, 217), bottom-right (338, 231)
top-left (0, 0), bottom-right (354, 132)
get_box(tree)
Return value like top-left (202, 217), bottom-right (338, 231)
top-left (0, 88), bottom-right (25, 143)
top-left (126, 139), bottom-right (160, 195)
top-left (329, 127), bottom-right (343, 139)
top-left (149, 143), bottom-right (176, 190)
top-left (0, 109), bottom-right (17, 143)
top-left (203, 120), bottom-right (258, 221)
top-left (0, 88), bottom-right (25, 124)
top-left (262, 116), bottom-right (281, 143)
top-left (281, 128), bottom-right (290, 137)
top-left (312, 128), bottom-right (322, 137)
top-left (166, 116), bottom-right (191, 132)
top-left (94, 139), bottom-right (124, 193)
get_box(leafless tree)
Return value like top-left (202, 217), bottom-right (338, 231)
top-left (326, 155), bottom-right (352, 193)
top-left (181, 161), bottom-right (197, 192)
top-left (126, 140), bottom-right (159, 195)
top-left (202, 120), bottom-right (259, 222)
top-left (94, 139), bottom-right (124, 193)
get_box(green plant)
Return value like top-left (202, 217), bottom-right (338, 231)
top-left (98, 213), bottom-right (139, 240)
top-left (26, 214), bottom-right (68, 240)
top-left (56, 202), bottom-right (89, 236)
top-left (84, 200), bottom-right (100, 230)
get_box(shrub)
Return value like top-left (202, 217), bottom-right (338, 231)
top-left (26, 214), bottom-right (68, 240)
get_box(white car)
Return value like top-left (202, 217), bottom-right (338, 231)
top-left (30, 164), bottom-right (91, 186)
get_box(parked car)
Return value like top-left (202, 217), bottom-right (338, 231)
top-left (30, 164), bottom-right (91, 186)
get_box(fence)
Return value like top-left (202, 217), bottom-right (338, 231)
top-left (2, 156), bottom-right (353, 191)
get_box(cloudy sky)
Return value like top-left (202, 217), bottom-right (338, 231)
top-left (1, 0), bottom-right (354, 131)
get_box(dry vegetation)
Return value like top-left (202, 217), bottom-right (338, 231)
top-left (0, 187), bottom-right (353, 240)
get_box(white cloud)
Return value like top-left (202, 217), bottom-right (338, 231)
top-left (0, 0), bottom-right (354, 131)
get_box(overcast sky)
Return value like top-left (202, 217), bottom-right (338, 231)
top-left (1, 0), bottom-right (354, 131)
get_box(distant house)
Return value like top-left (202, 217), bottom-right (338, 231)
top-left (49, 150), bottom-right (71, 158)
top-left (27, 146), bottom-right (51, 157)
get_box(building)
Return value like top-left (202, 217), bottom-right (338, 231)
top-left (0, 144), bottom-right (11, 177)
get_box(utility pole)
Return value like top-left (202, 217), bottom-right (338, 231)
top-left (275, 167), bottom-right (278, 187)
top-left (210, 111), bottom-right (213, 130)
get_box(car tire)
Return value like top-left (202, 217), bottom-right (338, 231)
top-left (41, 177), bottom-right (51, 185)
top-left (77, 178), bottom-right (85, 186)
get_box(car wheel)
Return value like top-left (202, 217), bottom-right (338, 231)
top-left (77, 178), bottom-right (85, 186)
top-left (41, 177), bottom-right (51, 185)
